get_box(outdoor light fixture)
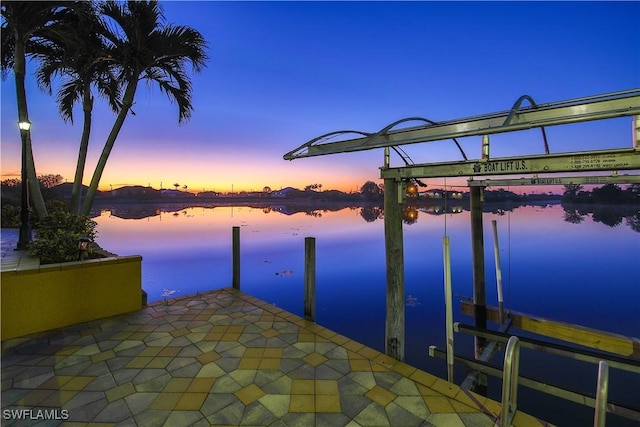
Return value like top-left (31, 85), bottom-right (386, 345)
top-left (405, 181), bottom-right (419, 199)
top-left (15, 118), bottom-right (33, 250)
top-left (78, 237), bottom-right (91, 261)
top-left (18, 120), bottom-right (31, 131)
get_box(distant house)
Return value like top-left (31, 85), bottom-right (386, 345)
top-left (424, 190), bottom-right (442, 199)
top-left (113, 185), bottom-right (160, 199)
top-left (160, 189), bottom-right (193, 198)
top-left (197, 191), bottom-right (222, 198)
top-left (48, 182), bottom-right (91, 199)
top-left (271, 187), bottom-right (298, 198)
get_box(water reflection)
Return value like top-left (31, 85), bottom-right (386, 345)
top-left (95, 200), bottom-right (640, 232)
top-left (561, 202), bottom-right (639, 229)
top-left (359, 206), bottom-right (383, 222)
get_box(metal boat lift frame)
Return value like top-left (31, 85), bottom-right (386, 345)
top-left (284, 88), bottom-right (640, 361)
top-left (284, 89), bottom-right (640, 424)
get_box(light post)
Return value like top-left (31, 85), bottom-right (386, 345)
top-left (16, 119), bottom-right (31, 250)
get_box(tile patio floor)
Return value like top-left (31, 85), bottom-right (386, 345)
top-left (1, 284), bottom-right (552, 426)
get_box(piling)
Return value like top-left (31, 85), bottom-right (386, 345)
top-left (304, 237), bottom-right (316, 322)
top-left (384, 178), bottom-right (405, 361)
top-left (470, 185), bottom-right (487, 393)
top-left (232, 226), bottom-right (240, 290)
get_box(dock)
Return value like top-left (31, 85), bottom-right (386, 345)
top-left (1, 287), bottom-right (551, 426)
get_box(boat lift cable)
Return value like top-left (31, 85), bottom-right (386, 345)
top-left (391, 145), bottom-right (428, 187)
top-left (507, 188), bottom-right (512, 313)
top-left (444, 177), bottom-right (448, 237)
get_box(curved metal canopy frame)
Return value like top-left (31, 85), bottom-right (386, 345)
top-left (283, 130), bottom-right (371, 160)
top-left (284, 117), bottom-right (469, 164)
top-left (504, 95), bottom-right (550, 154)
top-left (283, 88), bottom-right (640, 162)
top-left (370, 117), bottom-right (468, 161)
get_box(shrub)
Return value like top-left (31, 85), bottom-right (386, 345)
top-left (28, 212), bottom-right (98, 264)
top-left (1, 204), bottom-right (21, 228)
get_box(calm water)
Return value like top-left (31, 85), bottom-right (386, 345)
top-left (93, 202), bottom-right (640, 426)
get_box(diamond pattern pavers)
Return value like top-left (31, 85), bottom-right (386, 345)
top-left (0, 288), bottom-right (552, 426)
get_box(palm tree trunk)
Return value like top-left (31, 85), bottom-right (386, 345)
top-left (80, 81), bottom-right (137, 216)
top-left (14, 39), bottom-right (48, 218)
top-left (70, 88), bottom-right (94, 214)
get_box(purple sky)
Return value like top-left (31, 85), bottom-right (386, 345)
top-left (2, 1), bottom-right (639, 193)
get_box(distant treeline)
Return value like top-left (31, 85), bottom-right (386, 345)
top-left (561, 183), bottom-right (640, 204)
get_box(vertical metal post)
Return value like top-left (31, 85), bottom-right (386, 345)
top-left (304, 237), bottom-right (316, 322)
top-left (501, 336), bottom-right (521, 427)
top-left (384, 178), bottom-right (405, 361)
top-left (482, 134), bottom-right (490, 160)
top-left (384, 146), bottom-right (390, 168)
top-left (16, 127), bottom-right (31, 250)
top-left (470, 185), bottom-right (487, 393)
top-left (443, 236), bottom-right (454, 382)
top-left (594, 361), bottom-right (609, 427)
top-left (232, 226), bottom-right (240, 290)
top-left (633, 115), bottom-right (639, 150)
top-left (491, 220), bottom-right (505, 324)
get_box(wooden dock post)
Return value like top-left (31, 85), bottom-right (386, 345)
top-left (470, 186), bottom-right (487, 331)
top-left (304, 237), bottom-right (316, 322)
top-left (470, 186), bottom-right (487, 392)
top-left (232, 226), bottom-right (240, 290)
top-left (384, 178), bottom-right (405, 361)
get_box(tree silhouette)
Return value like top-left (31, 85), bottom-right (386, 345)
top-left (80, 1), bottom-right (208, 215)
top-left (34, 2), bottom-right (122, 214)
top-left (0, 1), bottom-right (78, 217)
top-left (562, 184), bottom-right (583, 201)
top-left (360, 181), bottom-right (383, 200)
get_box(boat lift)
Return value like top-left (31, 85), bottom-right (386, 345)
top-left (283, 89), bottom-right (640, 425)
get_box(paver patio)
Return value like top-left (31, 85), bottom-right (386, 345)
top-left (1, 284), bottom-right (552, 426)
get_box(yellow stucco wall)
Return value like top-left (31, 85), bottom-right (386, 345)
top-left (1, 255), bottom-right (142, 340)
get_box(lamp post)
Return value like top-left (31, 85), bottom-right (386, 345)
top-left (16, 119), bottom-right (31, 250)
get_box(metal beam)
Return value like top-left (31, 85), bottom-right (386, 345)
top-left (284, 89), bottom-right (640, 160)
top-left (467, 174), bottom-right (640, 187)
top-left (454, 322), bottom-right (640, 374)
top-left (428, 347), bottom-right (640, 422)
top-left (380, 148), bottom-right (640, 180)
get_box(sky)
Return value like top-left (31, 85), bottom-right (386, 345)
top-left (1, 1), bottom-right (639, 193)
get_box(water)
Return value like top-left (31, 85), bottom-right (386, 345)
top-left (92, 201), bottom-right (640, 426)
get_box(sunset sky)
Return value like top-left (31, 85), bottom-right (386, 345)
top-left (1, 1), bottom-right (639, 193)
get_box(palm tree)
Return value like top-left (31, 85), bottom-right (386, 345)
top-left (0, 1), bottom-right (70, 219)
top-left (80, 1), bottom-right (208, 215)
top-left (33, 3), bottom-right (122, 214)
